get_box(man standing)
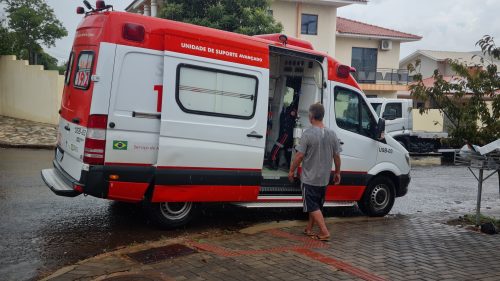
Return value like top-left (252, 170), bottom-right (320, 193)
top-left (288, 103), bottom-right (342, 241)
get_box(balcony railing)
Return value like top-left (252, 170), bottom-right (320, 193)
top-left (353, 68), bottom-right (412, 85)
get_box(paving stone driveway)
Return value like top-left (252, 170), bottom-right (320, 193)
top-left (43, 215), bottom-right (500, 281)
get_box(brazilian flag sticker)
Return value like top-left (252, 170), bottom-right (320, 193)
top-left (113, 140), bottom-right (128, 150)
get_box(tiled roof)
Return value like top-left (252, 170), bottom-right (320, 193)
top-left (336, 17), bottom-right (422, 41)
top-left (400, 50), bottom-right (500, 68)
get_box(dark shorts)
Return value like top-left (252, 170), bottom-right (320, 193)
top-left (301, 183), bottom-right (327, 213)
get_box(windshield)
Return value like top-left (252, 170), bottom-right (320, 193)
top-left (371, 103), bottom-right (382, 116)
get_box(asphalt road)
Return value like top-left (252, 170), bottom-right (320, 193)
top-left (0, 148), bottom-right (498, 281)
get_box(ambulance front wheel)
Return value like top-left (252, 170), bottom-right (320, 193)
top-left (357, 176), bottom-right (395, 217)
top-left (145, 201), bottom-right (197, 229)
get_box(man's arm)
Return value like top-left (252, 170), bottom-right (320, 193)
top-left (333, 153), bottom-right (341, 185)
top-left (288, 152), bottom-right (304, 183)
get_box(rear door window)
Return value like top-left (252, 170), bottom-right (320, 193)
top-left (64, 52), bottom-right (74, 85)
top-left (73, 51), bottom-right (94, 90)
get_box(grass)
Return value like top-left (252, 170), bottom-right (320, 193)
top-left (450, 213), bottom-right (500, 227)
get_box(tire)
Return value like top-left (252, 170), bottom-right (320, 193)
top-left (144, 201), bottom-right (197, 229)
top-left (358, 176), bottom-right (395, 217)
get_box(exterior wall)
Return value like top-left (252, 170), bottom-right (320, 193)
top-left (0, 55), bottom-right (64, 125)
top-left (335, 37), bottom-right (401, 69)
top-left (412, 109), bottom-right (444, 132)
top-left (270, 1), bottom-right (337, 55)
top-left (400, 55), bottom-right (438, 79)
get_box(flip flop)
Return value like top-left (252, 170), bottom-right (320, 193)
top-left (303, 229), bottom-right (317, 237)
top-left (312, 235), bottom-right (330, 242)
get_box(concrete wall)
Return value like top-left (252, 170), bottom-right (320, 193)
top-left (400, 55), bottom-right (438, 79)
top-left (335, 37), bottom-right (401, 69)
top-left (271, 1), bottom-right (337, 55)
top-left (0, 55), bottom-right (64, 125)
top-left (412, 109), bottom-right (444, 132)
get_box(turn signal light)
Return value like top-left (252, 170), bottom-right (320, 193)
top-left (76, 7), bottom-right (85, 14)
top-left (109, 174), bottom-right (120, 180)
top-left (123, 23), bottom-right (145, 42)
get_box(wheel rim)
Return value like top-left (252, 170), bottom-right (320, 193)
top-left (159, 202), bottom-right (192, 221)
top-left (370, 184), bottom-right (390, 211)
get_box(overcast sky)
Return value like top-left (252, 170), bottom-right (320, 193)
top-left (18, 0), bottom-right (500, 63)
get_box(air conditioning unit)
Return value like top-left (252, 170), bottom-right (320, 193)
top-left (380, 40), bottom-right (392, 51)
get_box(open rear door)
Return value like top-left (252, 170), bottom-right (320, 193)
top-left (152, 50), bottom-right (269, 202)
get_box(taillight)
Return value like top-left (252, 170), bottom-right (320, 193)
top-left (83, 114), bottom-right (107, 165)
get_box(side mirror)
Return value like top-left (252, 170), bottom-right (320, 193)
top-left (376, 118), bottom-right (385, 140)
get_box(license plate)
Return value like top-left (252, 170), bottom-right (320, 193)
top-left (56, 147), bottom-right (64, 162)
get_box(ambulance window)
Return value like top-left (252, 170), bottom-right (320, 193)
top-left (334, 87), bottom-right (376, 138)
top-left (176, 64), bottom-right (258, 119)
top-left (64, 52), bottom-right (74, 85)
top-left (73, 51), bottom-right (94, 90)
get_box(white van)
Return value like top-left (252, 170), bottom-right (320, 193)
top-left (41, 6), bottom-right (410, 228)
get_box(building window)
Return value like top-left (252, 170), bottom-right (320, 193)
top-left (176, 64), bottom-right (258, 119)
top-left (351, 47), bottom-right (378, 83)
top-left (301, 14), bottom-right (318, 35)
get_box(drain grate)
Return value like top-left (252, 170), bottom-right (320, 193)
top-left (127, 244), bottom-right (197, 264)
top-left (101, 275), bottom-right (161, 281)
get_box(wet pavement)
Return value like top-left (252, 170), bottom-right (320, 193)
top-left (1, 117), bottom-right (499, 281)
top-left (0, 148), bottom-right (499, 280)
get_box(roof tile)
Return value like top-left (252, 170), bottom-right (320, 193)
top-left (337, 17), bottom-right (422, 41)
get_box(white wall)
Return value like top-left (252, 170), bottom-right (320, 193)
top-left (0, 55), bottom-right (64, 124)
top-left (400, 55), bottom-right (438, 79)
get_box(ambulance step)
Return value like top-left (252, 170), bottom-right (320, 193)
top-left (233, 201), bottom-right (356, 208)
top-left (258, 186), bottom-right (301, 195)
top-left (41, 168), bottom-right (81, 197)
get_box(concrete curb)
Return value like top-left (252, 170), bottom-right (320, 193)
top-left (0, 141), bottom-right (56, 150)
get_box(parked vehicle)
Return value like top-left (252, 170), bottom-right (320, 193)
top-left (369, 98), bottom-right (448, 153)
top-left (41, 2), bottom-right (410, 229)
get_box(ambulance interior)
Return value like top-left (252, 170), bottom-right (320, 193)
top-left (263, 52), bottom-right (324, 179)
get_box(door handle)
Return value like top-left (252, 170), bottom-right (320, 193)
top-left (64, 124), bottom-right (70, 131)
top-left (247, 131), bottom-right (263, 139)
top-left (339, 139), bottom-right (344, 145)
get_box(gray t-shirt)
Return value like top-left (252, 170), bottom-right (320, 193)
top-left (296, 126), bottom-right (342, 186)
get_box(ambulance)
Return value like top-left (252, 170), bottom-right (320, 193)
top-left (41, 1), bottom-right (411, 229)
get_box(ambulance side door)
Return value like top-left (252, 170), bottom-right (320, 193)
top-left (154, 53), bottom-right (269, 200)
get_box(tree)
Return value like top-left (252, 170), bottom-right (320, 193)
top-left (408, 36), bottom-right (500, 147)
top-left (158, 0), bottom-right (282, 36)
top-left (1, 0), bottom-right (67, 65)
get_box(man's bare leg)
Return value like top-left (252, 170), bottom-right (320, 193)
top-left (306, 213), bottom-right (315, 234)
top-left (310, 210), bottom-right (330, 237)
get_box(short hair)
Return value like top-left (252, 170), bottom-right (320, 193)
top-left (309, 103), bottom-right (324, 121)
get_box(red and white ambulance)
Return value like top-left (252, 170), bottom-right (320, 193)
top-left (41, 2), bottom-right (410, 229)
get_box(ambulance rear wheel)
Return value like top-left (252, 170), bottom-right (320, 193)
top-left (358, 176), bottom-right (395, 217)
top-left (145, 202), bottom-right (197, 229)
